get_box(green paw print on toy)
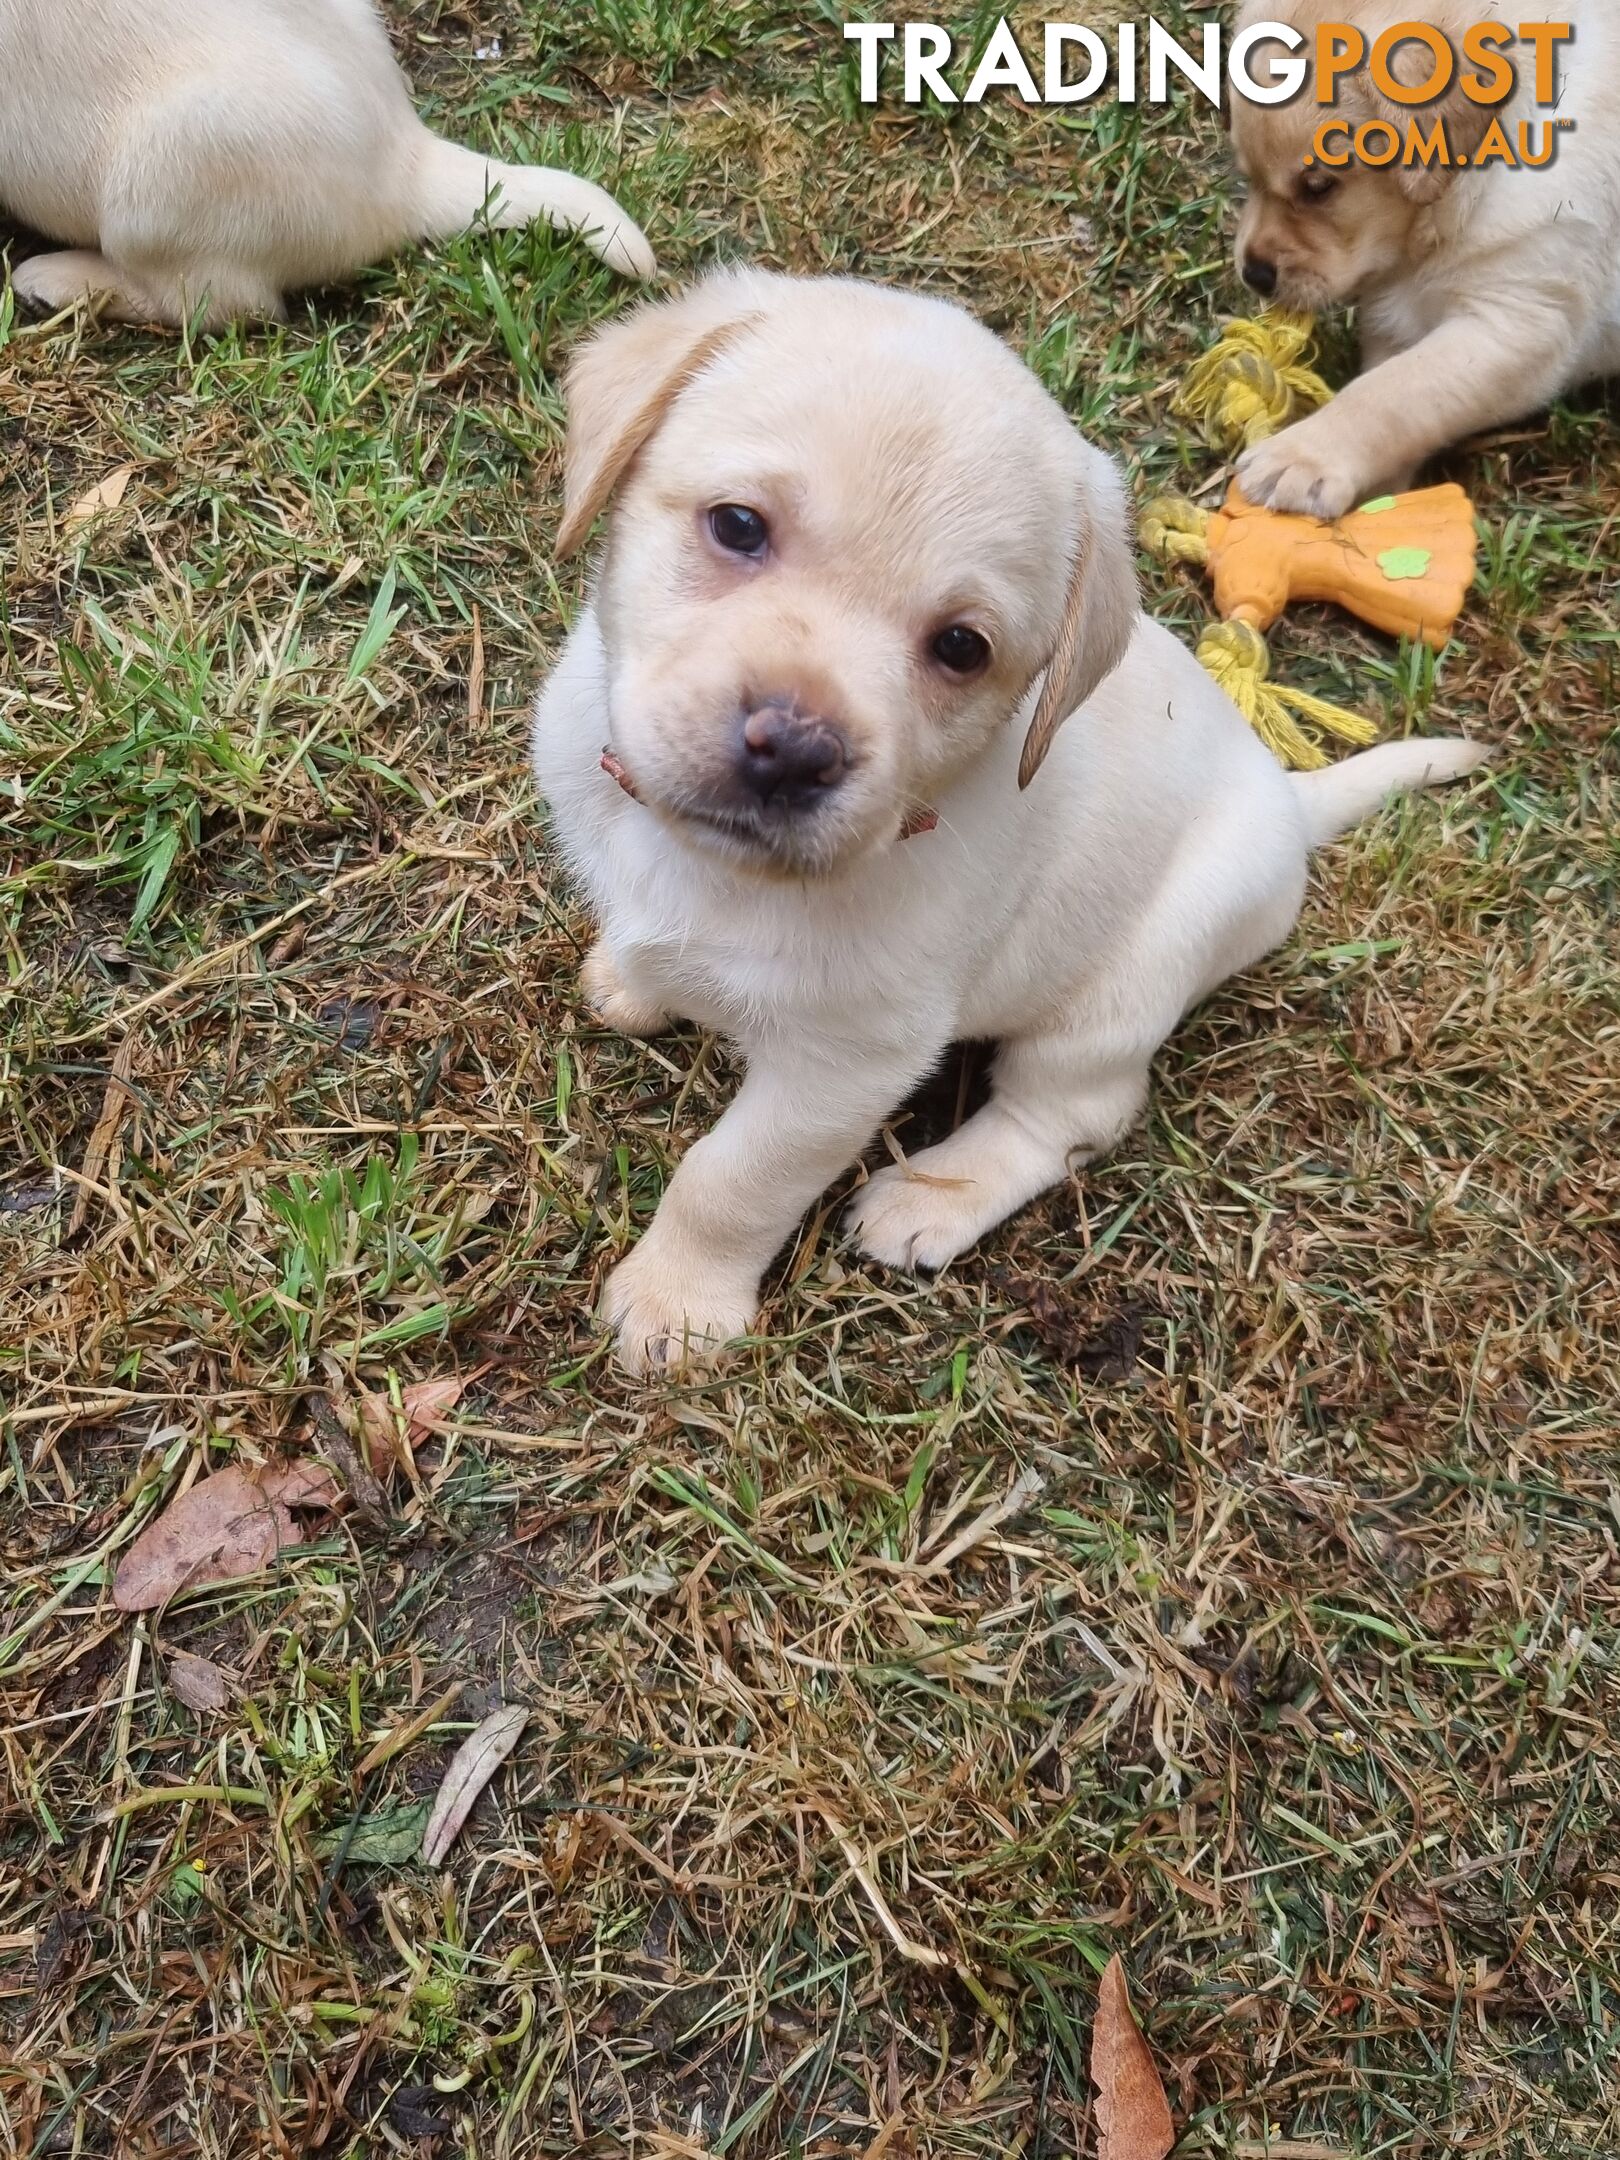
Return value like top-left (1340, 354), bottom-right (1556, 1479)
top-left (1359, 499), bottom-right (1436, 582)
top-left (1377, 546), bottom-right (1435, 581)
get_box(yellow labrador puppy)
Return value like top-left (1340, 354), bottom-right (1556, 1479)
top-left (0, 0), bottom-right (654, 327)
top-left (1231, 0), bottom-right (1620, 517)
top-left (533, 269), bottom-right (1486, 1375)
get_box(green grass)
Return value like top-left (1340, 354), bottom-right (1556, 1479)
top-left (3, 3), bottom-right (1619, 2156)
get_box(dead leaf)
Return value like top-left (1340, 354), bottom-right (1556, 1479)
top-left (114, 1467), bottom-right (288, 1611)
top-left (166, 1650), bottom-right (238, 1715)
top-left (66, 462), bottom-right (136, 529)
top-left (357, 1393), bottom-right (409, 1479)
top-left (266, 922), bottom-right (307, 969)
top-left (399, 1376), bottom-right (464, 1433)
top-left (357, 1376), bottom-right (465, 1480)
top-left (261, 1460), bottom-right (341, 1511)
top-left (1091, 1955), bottom-right (1174, 2160)
top-left (113, 1461), bottom-right (339, 1612)
top-left (420, 1703), bottom-right (528, 1866)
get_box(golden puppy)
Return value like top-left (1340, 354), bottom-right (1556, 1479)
top-left (1230, 0), bottom-right (1620, 516)
top-left (532, 269), bottom-right (1487, 1376)
top-left (0, 0), bottom-right (653, 329)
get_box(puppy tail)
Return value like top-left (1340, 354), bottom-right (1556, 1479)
top-left (410, 136), bottom-right (656, 281)
top-left (1291, 737), bottom-right (1492, 849)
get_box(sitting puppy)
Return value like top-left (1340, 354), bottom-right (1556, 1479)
top-left (0, 0), bottom-right (654, 328)
top-left (533, 268), bottom-right (1486, 1375)
top-left (1230, 0), bottom-right (1620, 518)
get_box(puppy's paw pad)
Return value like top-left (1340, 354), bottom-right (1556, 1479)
top-left (1236, 432), bottom-right (1366, 523)
top-left (602, 1244), bottom-right (758, 1378)
top-left (846, 1165), bottom-right (981, 1275)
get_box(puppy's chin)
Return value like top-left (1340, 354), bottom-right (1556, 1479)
top-left (650, 788), bottom-right (893, 881)
top-left (1268, 269), bottom-right (1337, 312)
top-left (1270, 230), bottom-right (1415, 312)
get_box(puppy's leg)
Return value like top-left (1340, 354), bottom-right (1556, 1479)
top-left (1236, 302), bottom-right (1589, 520)
top-left (11, 251), bottom-right (160, 322)
top-left (121, 265), bottom-right (287, 330)
top-left (582, 940), bottom-right (672, 1037)
top-left (848, 1030), bottom-right (1150, 1274)
top-left (851, 848), bottom-right (1306, 1274)
top-left (604, 1040), bottom-right (938, 1375)
top-left (14, 248), bottom-right (286, 330)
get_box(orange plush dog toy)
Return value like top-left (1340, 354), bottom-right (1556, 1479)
top-left (1143, 314), bottom-right (1479, 770)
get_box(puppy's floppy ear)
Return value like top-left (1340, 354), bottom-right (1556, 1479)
top-left (1339, 37), bottom-right (1493, 206)
top-left (1018, 446), bottom-right (1138, 789)
top-left (556, 279), bottom-right (764, 558)
top-left (1397, 86), bottom-right (1491, 206)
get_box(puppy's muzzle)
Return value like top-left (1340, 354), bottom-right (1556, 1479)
top-left (1240, 253), bottom-right (1278, 297)
top-left (733, 703), bottom-right (849, 814)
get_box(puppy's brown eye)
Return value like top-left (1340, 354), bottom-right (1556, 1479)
top-left (931, 625), bottom-right (990, 674)
top-left (1300, 169), bottom-right (1339, 202)
top-left (709, 503), bottom-right (768, 555)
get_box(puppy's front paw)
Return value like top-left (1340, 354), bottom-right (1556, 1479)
top-left (11, 254), bottom-right (103, 315)
top-left (582, 941), bottom-right (671, 1038)
top-left (1235, 421), bottom-right (1373, 523)
top-left (846, 1161), bottom-right (984, 1275)
top-left (602, 1237), bottom-right (759, 1377)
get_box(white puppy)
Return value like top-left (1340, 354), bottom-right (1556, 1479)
top-left (1231, 0), bottom-right (1620, 518)
top-left (0, 0), bottom-right (654, 328)
top-left (532, 269), bottom-right (1486, 1375)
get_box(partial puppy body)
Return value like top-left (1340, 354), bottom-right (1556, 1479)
top-left (0, 0), bottom-right (654, 329)
top-left (532, 269), bottom-right (1487, 1376)
top-left (1230, 0), bottom-right (1620, 517)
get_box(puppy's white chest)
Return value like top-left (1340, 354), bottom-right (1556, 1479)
top-left (610, 878), bottom-right (908, 1044)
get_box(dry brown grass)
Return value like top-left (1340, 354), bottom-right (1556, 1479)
top-left (3, 3), bottom-right (1618, 2155)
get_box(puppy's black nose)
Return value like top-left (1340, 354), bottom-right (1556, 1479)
top-left (735, 705), bottom-right (848, 809)
top-left (1241, 254), bottom-right (1278, 296)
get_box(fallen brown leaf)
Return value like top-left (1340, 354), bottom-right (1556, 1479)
top-left (420, 1703), bottom-right (528, 1865)
top-left (357, 1375), bottom-right (465, 1479)
top-left (66, 462), bottom-right (136, 529)
top-left (1091, 1955), bottom-right (1174, 2160)
top-left (357, 1392), bottom-right (408, 1478)
top-left (113, 1461), bottom-right (339, 1612)
top-left (165, 1649), bottom-right (238, 1715)
top-left (398, 1376), bottom-right (464, 1433)
top-left (262, 1460), bottom-right (340, 1511)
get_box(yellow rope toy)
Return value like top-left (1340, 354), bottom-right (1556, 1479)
top-left (1174, 308), bottom-right (1333, 453)
top-left (1143, 312), bottom-right (1478, 770)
